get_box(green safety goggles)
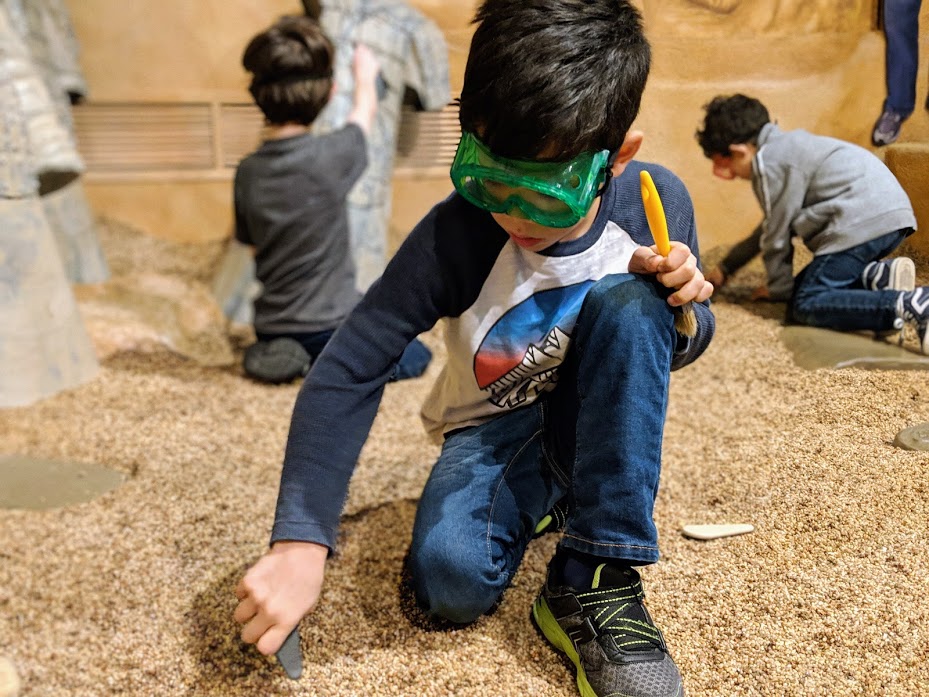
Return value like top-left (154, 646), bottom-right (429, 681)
top-left (449, 131), bottom-right (612, 228)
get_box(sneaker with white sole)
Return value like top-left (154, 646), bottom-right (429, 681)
top-left (872, 107), bottom-right (905, 146)
top-left (896, 288), bottom-right (929, 354)
top-left (533, 563), bottom-right (684, 697)
top-left (862, 257), bottom-right (915, 292)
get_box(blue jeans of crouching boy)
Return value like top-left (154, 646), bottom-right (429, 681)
top-left (788, 228), bottom-right (912, 332)
top-left (407, 274), bottom-right (676, 623)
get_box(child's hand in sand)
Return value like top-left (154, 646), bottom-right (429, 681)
top-left (234, 540), bottom-right (329, 655)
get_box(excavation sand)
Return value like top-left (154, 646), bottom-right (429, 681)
top-left (1, 233), bottom-right (927, 696)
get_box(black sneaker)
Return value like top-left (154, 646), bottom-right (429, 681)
top-left (533, 498), bottom-right (573, 537)
top-left (532, 563), bottom-right (684, 697)
top-left (243, 338), bottom-right (311, 384)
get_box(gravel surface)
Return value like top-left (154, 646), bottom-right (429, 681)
top-left (1, 238), bottom-right (928, 696)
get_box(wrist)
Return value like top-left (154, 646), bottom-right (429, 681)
top-left (271, 539), bottom-right (330, 560)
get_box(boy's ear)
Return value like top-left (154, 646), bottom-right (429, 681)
top-left (729, 143), bottom-right (753, 157)
top-left (609, 130), bottom-right (643, 178)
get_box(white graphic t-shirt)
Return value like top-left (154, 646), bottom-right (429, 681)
top-left (421, 221), bottom-right (639, 441)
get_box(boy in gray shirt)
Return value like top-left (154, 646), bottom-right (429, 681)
top-left (697, 93), bottom-right (928, 353)
top-left (234, 15), bottom-right (431, 383)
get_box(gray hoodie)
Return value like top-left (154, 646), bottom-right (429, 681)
top-left (752, 123), bottom-right (916, 299)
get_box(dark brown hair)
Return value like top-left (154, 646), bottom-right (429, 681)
top-left (696, 94), bottom-right (770, 158)
top-left (459, 0), bottom-right (651, 160)
top-left (242, 15), bottom-right (334, 126)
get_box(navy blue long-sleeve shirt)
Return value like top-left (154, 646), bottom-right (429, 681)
top-left (271, 161), bottom-right (715, 550)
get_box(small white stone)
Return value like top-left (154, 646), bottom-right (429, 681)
top-left (681, 523), bottom-right (754, 540)
top-left (0, 656), bottom-right (20, 697)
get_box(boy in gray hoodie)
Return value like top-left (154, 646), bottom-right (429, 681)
top-left (697, 93), bottom-right (928, 353)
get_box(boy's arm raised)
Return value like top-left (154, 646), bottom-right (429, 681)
top-left (346, 44), bottom-right (379, 135)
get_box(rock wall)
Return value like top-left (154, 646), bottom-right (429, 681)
top-left (64, 0), bottom-right (929, 257)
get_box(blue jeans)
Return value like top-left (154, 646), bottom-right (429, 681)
top-left (884, 0), bottom-right (923, 116)
top-left (789, 229), bottom-right (911, 332)
top-left (407, 274), bottom-right (676, 623)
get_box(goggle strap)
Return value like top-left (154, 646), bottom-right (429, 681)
top-left (597, 148), bottom-right (620, 196)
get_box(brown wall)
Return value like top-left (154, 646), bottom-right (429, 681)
top-left (68, 0), bottom-right (929, 254)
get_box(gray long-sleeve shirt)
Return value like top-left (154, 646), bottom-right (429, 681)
top-left (751, 123), bottom-right (916, 299)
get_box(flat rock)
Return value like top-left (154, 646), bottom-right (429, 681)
top-left (0, 656), bottom-right (20, 697)
top-left (781, 326), bottom-right (929, 371)
top-left (893, 422), bottom-right (929, 451)
top-left (682, 523), bottom-right (754, 540)
top-left (0, 454), bottom-right (125, 510)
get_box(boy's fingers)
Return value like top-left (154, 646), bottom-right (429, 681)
top-left (657, 243), bottom-right (692, 272)
top-left (241, 612), bottom-right (275, 647)
top-left (233, 597), bottom-right (259, 624)
top-left (235, 580), bottom-right (248, 600)
top-left (657, 257), bottom-right (699, 289)
top-left (669, 276), bottom-right (711, 306)
top-left (257, 624), bottom-right (296, 657)
top-left (697, 281), bottom-right (714, 303)
top-left (629, 245), bottom-right (662, 274)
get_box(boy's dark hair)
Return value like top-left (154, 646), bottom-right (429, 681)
top-left (459, 0), bottom-right (651, 160)
top-left (243, 15), bottom-right (333, 126)
top-left (696, 94), bottom-right (770, 158)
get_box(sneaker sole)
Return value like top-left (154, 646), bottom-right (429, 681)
top-left (876, 258), bottom-right (916, 340)
top-left (888, 257), bottom-right (916, 292)
top-left (532, 596), bottom-right (600, 697)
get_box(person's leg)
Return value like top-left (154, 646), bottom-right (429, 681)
top-left (389, 338), bottom-right (433, 381)
top-left (884, 0), bottom-right (922, 116)
top-left (408, 405), bottom-right (567, 623)
top-left (874, 0), bottom-right (923, 144)
top-left (548, 274), bottom-right (675, 565)
top-left (789, 230), bottom-right (911, 332)
top-left (534, 274), bottom-right (684, 697)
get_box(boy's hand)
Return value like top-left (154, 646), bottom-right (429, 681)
top-left (630, 242), bottom-right (714, 306)
top-left (352, 44), bottom-right (380, 91)
top-left (348, 44), bottom-right (381, 134)
top-left (234, 540), bottom-right (328, 655)
top-left (705, 265), bottom-right (727, 289)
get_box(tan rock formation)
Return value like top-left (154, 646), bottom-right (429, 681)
top-left (886, 144), bottom-right (929, 257)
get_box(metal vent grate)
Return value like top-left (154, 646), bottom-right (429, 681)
top-left (219, 103), bottom-right (265, 168)
top-left (395, 102), bottom-right (460, 172)
top-left (72, 103), bottom-right (214, 171)
top-left (71, 101), bottom-right (460, 176)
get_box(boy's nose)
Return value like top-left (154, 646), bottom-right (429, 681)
top-left (712, 163), bottom-right (734, 180)
top-left (504, 204), bottom-right (531, 221)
